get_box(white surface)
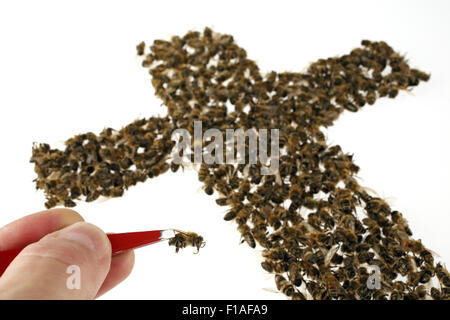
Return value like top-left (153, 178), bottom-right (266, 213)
top-left (0, 0), bottom-right (449, 299)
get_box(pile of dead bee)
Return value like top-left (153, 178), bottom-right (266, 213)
top-left (30, 28), bottom-right (449, 299)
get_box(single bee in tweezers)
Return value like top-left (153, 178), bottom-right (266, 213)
top-left (167, 229), bottom-right (206, 254)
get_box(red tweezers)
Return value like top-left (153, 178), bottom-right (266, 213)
top-left (0, 230), bottom-right (171, 277)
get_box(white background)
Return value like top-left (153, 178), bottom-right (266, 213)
top-left (0, 0), bottom-right (449, 299)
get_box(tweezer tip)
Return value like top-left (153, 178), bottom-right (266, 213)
top-left (160, 229), bottom-right (176, 240)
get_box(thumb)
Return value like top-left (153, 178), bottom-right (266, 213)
top-left (0, 222), bottom-right (111, 299)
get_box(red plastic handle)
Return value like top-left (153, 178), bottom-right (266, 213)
top-left (108, 230), bottom-right (162, 254)
top-left (0, 230), bottom-right (162, 277)
top-left (0, 247), bottom-right (23, 278)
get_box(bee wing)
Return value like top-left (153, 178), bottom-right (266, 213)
top-left (94, 197), bottom-right (109, 204)
top-left (383, 196), bottom-right (397, 207)
top-left (262, 273), bottom-right (274, 280)
top-left (275, 171), bottom-right (282, 185)
top-left (409, 256), bottom-right (418, 273)
top-left (427, 248), bottom-right (441, 259)
top-left (262, 287), bottom-right (279, 294)
top-left (55, 140), bottom-right (67, 149)
top-left (396, 230), bottom-right (410, 240)
top-left (299, 221), bottom-right (316, 234)
top-left (324, 244), bottom-right (339, 267)
top-left (354, 182), bottom-right (379, 197)
top-left (242, 164), bottom-right (250, 178)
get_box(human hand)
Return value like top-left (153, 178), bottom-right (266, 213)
top-left (0, 209), bottom-right (134, 299)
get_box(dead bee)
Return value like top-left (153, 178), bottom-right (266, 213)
top-left (388, 88), bottom-right (398, 98)
top-left (223, 209), bottom-right (237, 221)
top-left (45, 197), bottom-right (60, 209)
top-left (237, 179), bottom-right (251, 199)
top-left (291, 290), bottom-right (307, 300)
top-left (136, 41), bottom-right (146, 56)
top-left (141, 54), bottom-right (154, 67)
top-left (410, 69), bottom-right (430, 82)
top-left (260, 205), bottom-right (282, 230)
top-left (263, 247), bottom-right (290, 261)
top-left (305, 280), bottom-right (325, 300)
top-left (333, 189), bottom-right (356, 214)
top-left (147, 162), bottom-right (170, 178)
top-left (216, 196), bottom-right (230, 206)
top-left (401, 239), bottom-right (424, 254)
top-left (372, 289), bottom-right (387, 300)
top-left (198, 163), bottom-right (210, 182)
top-left (237, 224), bottom-right (256, 248)
top-left (436, 263), bottom-right (450, 287)
top-left (85, 190), bottom-right (100, 203)
top-left (430, 287), bottom-right (442, 300)
top-left (170, 161), bottom-right (181, 173)
top-left (288, 262), bottom-right (304, 287)
top-left (366, 91), bottom-right (376, 105)
top-left (377, 84), bottom-right (389, 97)
top-left (202, 175), bottom-right (215, 196)
top-left (215, 178), bottom-right (232, 196)
top-left (168, 229), bottom-right (205, 253)
top-left (322, 271), bottom-right (345, 298)
top-left (261, 259), bottom-right (289, 273)
top-left (275, 274), bottom-right (295, 297)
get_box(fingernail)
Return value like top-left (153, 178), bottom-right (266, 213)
top-left (51, 209), bottom-right (84, 226)
top-left (58, 222), bottom-right (110, 256)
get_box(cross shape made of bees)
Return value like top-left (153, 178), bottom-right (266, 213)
top-left (30, 28), bottom-right (449, 300)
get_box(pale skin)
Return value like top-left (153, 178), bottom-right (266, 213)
top-left (0, 209), bottom-right (135, 299)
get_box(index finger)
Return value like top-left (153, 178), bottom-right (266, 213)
top-left (0, 209), bottom-right (84, 251)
